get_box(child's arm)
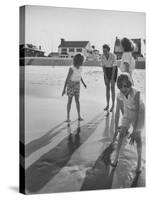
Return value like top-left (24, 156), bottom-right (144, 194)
top-left (129, 92), bottom-right (140, 145)
top-left (62, 68), bottom-right (73, 96)
top-left (81, 77), bottom-right (87, 88)
top-left (113, 97), bottom-right (126, 141)
top-left (133, 91), bottom-right (140, 131)
top-left (115, 97), bottom-right (122, 133)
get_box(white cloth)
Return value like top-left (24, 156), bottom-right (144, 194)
top-left (117, 88), bottom-right (145, 130)
top-left (70, 66), bottom-right (82, 82)
top-left (120, 52), bottom-right (135, 73)
top-left (101, 53), bottom-right (117, 68)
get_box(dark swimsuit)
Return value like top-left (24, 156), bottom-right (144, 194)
top-left (104, 66), bottom-right (118, 82)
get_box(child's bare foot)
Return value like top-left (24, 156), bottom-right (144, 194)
top-left (64, 119), bottom-right (71, 123)
top-left (104, 105), bottom-right (109, 111)
top-left (136, 166), bottom-right (142, 174)
top-left (78, 117), bottom-right (84, 121)
top-left (110, 105), bottom-right (114, 112)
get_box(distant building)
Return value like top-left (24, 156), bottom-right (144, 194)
top-left (114, 37), bottom-right (145, 60)
top-left (58, 38), bottom-right (93, 59)
top-left (113, 37), bottom-right (122, 60)
top-left (92, 46), bottom-right (100, 61)
top-left (20, 44), bottom-right (45, 57)
top-left (131, 38), bottom-right (144, 59)
top-left (48, 52), bottom-right (59, 58)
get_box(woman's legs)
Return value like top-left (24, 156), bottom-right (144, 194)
top-left (104, 80), bottom-right (110, 111)
top-left (110, 82), bottom-right (115, 112)
top-left (66, 96), bottom-right (73, 122)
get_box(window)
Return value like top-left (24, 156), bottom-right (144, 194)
top-left (61, 48), bottom-right (67, 53)
top-left (87, 50), bottom-right (92, 54)
top-left (69, 48), bottom-right (74, 52)
top-left (76, 48), bottom-right (82, 52)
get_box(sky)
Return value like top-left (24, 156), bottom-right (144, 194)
top-left (22, 5), bottom-right (146, 55)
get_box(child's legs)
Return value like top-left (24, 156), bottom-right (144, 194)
top-left (67, 96), bottom-right (73, 120)
top-left (74, 95), bottom-right (81, 118)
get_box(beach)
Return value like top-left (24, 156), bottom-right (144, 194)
top-left (22, 66), bottom-right (145, 194)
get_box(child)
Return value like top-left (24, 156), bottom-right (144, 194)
top-left (62, 54), bottom-right (87, 122)
top-left (111, 73), bottom-right (145, 173)
top-left (120, 37), bottom-right (135, 83)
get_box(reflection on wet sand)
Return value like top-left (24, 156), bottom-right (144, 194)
top-left (67, 122), bottom-right (81, 154)
top-left (81, 158), bottom-right (116, 190)
top-left (25, 121), bottom-right (65, 157)
top-left (24, 66), bottom-right (145, 193)
top-left (81, 113), bottom-right (116, 190)
top-left (25, 112), bottom-right (104, 193)
top-left (131, 172), bottom-right (141, 187)
top-left (26, 110), bottom-right (145, 194)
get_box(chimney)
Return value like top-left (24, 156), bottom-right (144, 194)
top-left (61, 38), bottom-right (65, 45)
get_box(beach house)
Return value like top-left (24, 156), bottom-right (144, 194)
top-left (20, 44), bottom-right (45, 57)
top-left (114, 37), bottom-right (145, 60)
top-left (48, 52), bottom-right (59, 58)
top-left (58, 38), bottom-right (93, 59)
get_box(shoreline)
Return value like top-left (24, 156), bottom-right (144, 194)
top-left (20, 57), bottom-right (145, 69)
top-left (23, 65), bottom-right (145, 193)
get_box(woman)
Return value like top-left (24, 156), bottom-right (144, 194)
top-left (101, 44), bottom-right (118, 112)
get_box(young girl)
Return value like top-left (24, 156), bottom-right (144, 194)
top-left (120, 37), bottom-right (135, 83)
top-left (62, 54), bottom-right (87, 122)
top-left (111, 73), bottom-right (145, 173)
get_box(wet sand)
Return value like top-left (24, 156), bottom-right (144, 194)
top-left (23, 66), bottom-right (145, 194)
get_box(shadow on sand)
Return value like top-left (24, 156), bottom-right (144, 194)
top-left (81, 158), bottom-right (116, 190)
top-left (25, 121), bottom-right (77, 158)
top-left (81, 113), bottom-right (116, 190)
top-left (25, 112), bottom-right (104, 193)
top-left (9, 186), bottom-right (19, 193)
top-left (131, 172), bottom-right (141, 187)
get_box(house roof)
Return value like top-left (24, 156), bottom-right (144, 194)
top-left (48, 52), bottom-right (59, 56)
top-left (58, 41), bottom-right (89, 48)
top-left (20, 44), bottom-right (44, 53)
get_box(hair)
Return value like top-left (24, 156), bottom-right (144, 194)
top-left (117, 74), bottom-right (132, 89)
top-left (73, 54), bottom-right (84, 67)
top-left (121, 37), bottom-right (134, 52)
top-left (102, 44), bottom-right (110, 52)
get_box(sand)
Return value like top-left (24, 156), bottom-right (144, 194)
top-left (22, 66), bottom-right (145, 194)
